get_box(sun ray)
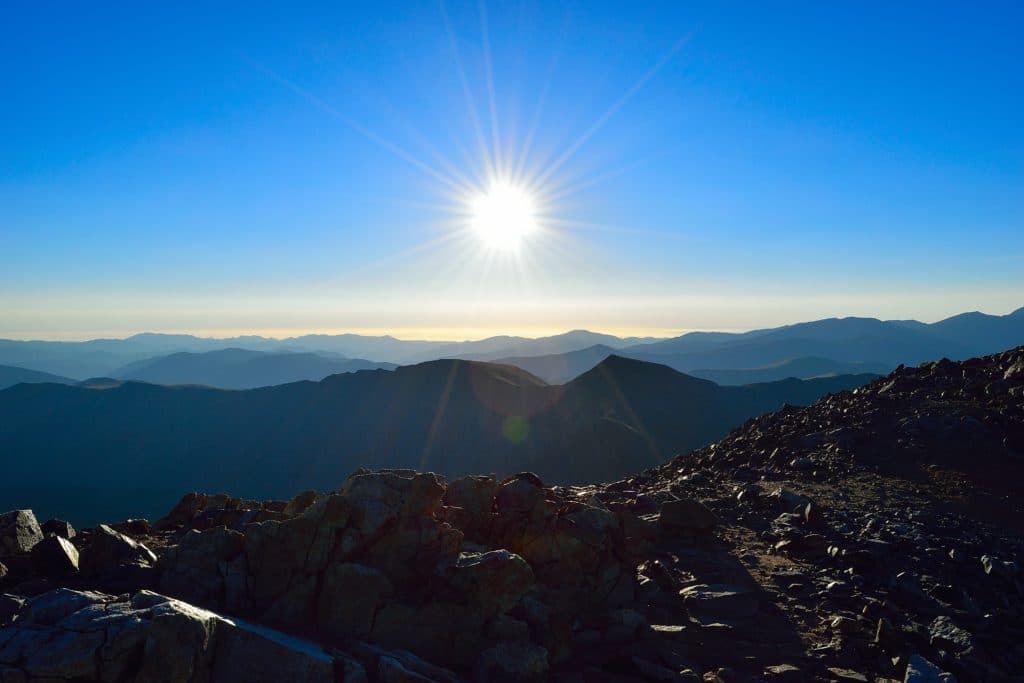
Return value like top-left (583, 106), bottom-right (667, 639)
top-left (439, 0), bottom-right (495, 181)
top-left (248, 58), bottom-right (469, 196)
top-left (478, 0), bottom-right (503, 178)
top-left (532, 31), bottom-right (694, 189)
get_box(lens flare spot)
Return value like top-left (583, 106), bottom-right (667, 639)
top-left (502, 415), bottom-right (530, 443)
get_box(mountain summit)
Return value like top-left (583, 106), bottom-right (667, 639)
top-left (0, 347), bottom-right (1020, 681)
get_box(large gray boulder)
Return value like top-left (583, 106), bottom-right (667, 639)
top-left (0, 588), bottom-right (338, 682)
top-left (0, 510), bottom-right (43, 558)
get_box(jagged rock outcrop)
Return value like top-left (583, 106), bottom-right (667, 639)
top-left (153, 469), bottom-right (634, 677)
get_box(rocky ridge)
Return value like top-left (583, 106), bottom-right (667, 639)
top-left (1, 347), bottom-right (1022, 681)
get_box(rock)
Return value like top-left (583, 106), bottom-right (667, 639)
top-left (0, 510), bottom-right (43, 558)
top-left (0, 595), bottom-right (23, 626)
top-left (449, 549), bottom-right (534, 617)
top-left (283, 489), bottom-right (319, 516)
top-left (158, 526), bottom-right (246, 609)
top-left (30, 535), bottom-right (79, 577)
top-left (347, 640), bottom-right (460, 683)
top-left (495, 472), bottom-right (545, 516)
top-left (317, 562), bottom-right (393, 637)
top-left (679, 584), bottom-right (759, 620)
top-left (40, 518), bottom-right (75, 539)
top-left (927, 615), bottom-right (974, 652)
top-left (980, 554), bottom-right (1017, 580)
top-left (0, 588), bottom-right (338, 682)
top-left (154, 491), bottom-right (209, 530)
top-left (443, 474), bottom-right (497, 542)
top-left (114, 518), bottom-right (152, 536)
top-left (80, 523), bottom-right (157, 574)
top-left (378, 656), bottom-right (438, 682)
top-left (475, 641), bottom-right (548, 682)
top-left (903, 654), bottom-right (955, 682)
top-left (658, 498), bottom-right (718, 532)
top-left (763, 664), bottom-right (804, 681)
top-left (769, 489), bottom-right (813, 512)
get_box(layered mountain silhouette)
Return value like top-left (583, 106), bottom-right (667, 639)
top-left (111, 348), bottom-right (395, 389)
top-left (0, 364), bottom-right (75, 390)
top-left (495, 346), bottom-right (891, 386)
top-left (0, 355), bottom-right (873, 523)
top-left (1, 307), bottom-right (1019, 386)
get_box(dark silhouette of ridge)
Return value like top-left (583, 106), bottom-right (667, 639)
top-left (0, 356), bottom-right (873, 524)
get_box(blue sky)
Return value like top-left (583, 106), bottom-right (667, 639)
top-left (2, 1), bottom-right (1022, 340)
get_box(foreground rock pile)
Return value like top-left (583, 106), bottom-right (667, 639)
top-left (1, 346), bottom-right (1022, 681)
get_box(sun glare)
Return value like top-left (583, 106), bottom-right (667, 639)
top-left (469, 182), bottom-right (539, 250)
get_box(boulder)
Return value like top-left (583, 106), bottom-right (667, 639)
top-left (316, 562), bottom-right (393, 637)
top-left (283, 489), bottom-right (319, 517)
top-left (158, 526), bottom-right (246, 609)
top-left (495, 473), bottom-right (545, 517)
top-left (443, 474), bottom-right (497, 542)
top-left (0, 595), bottom-right (23, 627)
top-left (0, 510), bottom-right (43, 558)
top-left (30, 535), bottom-right (79, 577)
top-left (154, 491), bottom-right (209, 530)
top-left (0, 588), bottom-right (338, 682)
top-left (40, 518), bottom-right (75, 539)
top-left (679, 584), bottom-right (760, 620)
top-left (80, 523), bottom-right (157, 574)
top-left (658, 498), bottom-right (718, 532)
top-left (475, 641), bottom-right (548, 683)
top-left (378, 656), bottom-right (438, 682)
top-left (449, 550), bottom-right (534, 617)
top-left (927, 615), bottom-right (975, 652)
top-left (903, 654), bottom-right (955, 682)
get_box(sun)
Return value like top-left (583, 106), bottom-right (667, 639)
top-left (469, 182), bottom-right (539, 250)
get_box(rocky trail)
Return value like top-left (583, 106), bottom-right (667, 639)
top-left (1, 347), bottom-right (1022, 682)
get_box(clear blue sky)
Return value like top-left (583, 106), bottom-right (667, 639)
top-left (2, 1), bottom-right (1022, 340)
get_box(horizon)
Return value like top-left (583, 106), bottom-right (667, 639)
top-left (3, 302), bottom-right (1021, 344)
top-left (3, 2), bottom-right (1023, 340)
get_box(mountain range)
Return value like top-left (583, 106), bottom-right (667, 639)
top-left (0, 364), bottom-right (75, 390)
top-left (0, 308), bottom-right (1019, 387)
top-left (0, 355), bottom-right (874, 524)
top-left (112, 348), bottom-right (396, 389)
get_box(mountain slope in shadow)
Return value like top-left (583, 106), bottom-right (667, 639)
top-left (0, 356), bottom-right (875, 523)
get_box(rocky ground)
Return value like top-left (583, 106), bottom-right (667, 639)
top-left (1, 347), bottom-right (1022, 682)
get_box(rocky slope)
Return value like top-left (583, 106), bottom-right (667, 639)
top-left (1, 347), bottom-right (1022, 682)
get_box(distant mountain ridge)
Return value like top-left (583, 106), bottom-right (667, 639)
top-left (0, 364), bottom-right (75, 390)
top-left (1, 306), bottom-right (1020, 382)
top-left (0, 355), bottom-right (874, 523)
top-left (111, 348), bottom-right (396, 389)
